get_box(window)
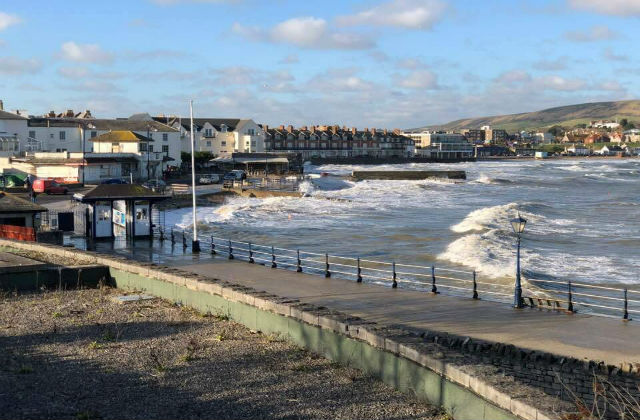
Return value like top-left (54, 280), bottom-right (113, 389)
top-left (148, 132), bottom-right (153, 138)
top-left (112, 143), bottom-right (121, 153)
top-left (247, 128), bottom-right (255, 135)
top-left (162, 145), bottom-right (169, 154)
top-left (139, 142), bottom-right (147, 152)
top-left (204, 128), bottom-right (213, 137)
top-left (59, 131), bottom-right (66, 140)
top-left (149, 145), bottom-right (154, 152)
top-left (29, 130), bottom-right (36, 138)
top-left (220, 124), bottom-right (227, 132)
top-left (221, 141), bottom-right (226, 146)
top-left (206, 141), bottom-right (211, 147)
top-left (162, 133), bottom-right (168, 141)
top-left (91, 131), bottom-right (97, 138)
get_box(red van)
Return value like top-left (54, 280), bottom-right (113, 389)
top-left (32, 179), bottom-right (69, 195)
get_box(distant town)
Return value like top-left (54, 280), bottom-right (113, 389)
top-left (0, 99), bottom-right (637, 184)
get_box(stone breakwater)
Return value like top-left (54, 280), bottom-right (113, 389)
top-left (1, 239), bottom-right (639, 419)
top-left (350, 170), bottom-right (466, 181)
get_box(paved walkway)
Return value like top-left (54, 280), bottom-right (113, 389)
top-left (175, 257), bottom-right (640, 367)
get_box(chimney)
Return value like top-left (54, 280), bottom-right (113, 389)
top-left (351, 127), bottom-right (357, 135)
top-left (310, 126), bottom-right (316, 133)
top-left (364, 127), bottom-right (369, 133)
top-left (286, 124), bottom-right (293, 133)
top-left (331, 125), bottom-right (338, 134)
top-left (278, 124), bottom-right (285, 130)
top-left (65, 109), bottom-right (74, 118)
top-left (383, 128), bottom-right (388, 136)
top-left (48, 110), bottom-right (56, 118)
top-left (0, 100), bottom-right (3, 111)
top-left (371, 128), bottom-right (376, 135)
top-left (300, 125), bottom-right (307, 131)
top-left (263, 124), bottom-right (268, 132)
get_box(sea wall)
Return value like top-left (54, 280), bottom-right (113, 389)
top-left (3, 239), bottom-right (640, 419)
top-left (351, 170), bottom-right (467, 181)
top-left (0, 239), bottom-right (559, 420)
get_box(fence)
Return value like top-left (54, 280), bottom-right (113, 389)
top-left (153, 227), bottom-right (639, 321)
top-left (0, 224), bottom-right (36, 241)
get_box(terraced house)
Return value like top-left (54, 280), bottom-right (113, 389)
top-left (263, 125), bottom-right (414, 159)
top-left (152, 116), bottom-right (264, 157)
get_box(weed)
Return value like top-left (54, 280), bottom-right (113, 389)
top-left (52, 311), bottom-right (63, 318)
top-left (76, 410), bottom-right (102, 420)
top-left (291, 363), bottom-right (313, 372)
top-left (215, 333), bottom-right (226, 341)
top-left (214, 312), bottom-right (230, 321)
top-left (148, 347), bottom-right (166, 374)
top-left (265, 333), bottom-right (285, 343)
top-left (88, 341), bottom-right (102, 350)
top-left (17, 365), bottom-right (33, 374)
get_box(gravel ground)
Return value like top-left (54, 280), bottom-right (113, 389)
top-left (0, 288), bottom-right (447, 420)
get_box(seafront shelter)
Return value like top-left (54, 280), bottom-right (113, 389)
top-left (74, 184), bottom-right (167, 240)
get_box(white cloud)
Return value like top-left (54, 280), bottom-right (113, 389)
top-left (279, 53), bottom-right (299, 64)
top-left (568, 0), bottom-right (640, 15)
top-left (396, 69), bottom-right (438, 89)
top-left (232, 17), bottom-right (375, 50)
top-left (535, 75), bottom-right (587, 91)
top-left (57, 66), bottom-right (90, 79)
top-left (307, 68), bottom-right (375, 92)
top-left (565, 25), bottom-right (617, 42)
top-left (0, 57), bottom-right (42, 75)
top-left (603, 47), bottom-right (628, 61)
top-left (336, 0), bottom-right (446, 30)
top-left (150, 0), bottom-right (239, 4)
top-left (60, 41), bottom-right (114, 64)
top-left (532, 58), bottom-right (568, 71)
top-left (495, 70), bottom-right (532, 84)
top-left (0, 12), bottom-right (21, 31)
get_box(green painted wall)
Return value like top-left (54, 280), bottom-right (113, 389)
top-left (109, 268), bottom-right (518, 420)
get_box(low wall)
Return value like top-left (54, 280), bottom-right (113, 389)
top-left (351, 170), bottom-right (467, 181)
top-left (309, 157), bottom-right (476, 165)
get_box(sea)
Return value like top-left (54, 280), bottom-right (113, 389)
top-left (167, 158), bottom-right (640, 289)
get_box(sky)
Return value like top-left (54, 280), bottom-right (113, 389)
top-left (1, 0), bottom-right (639, 128)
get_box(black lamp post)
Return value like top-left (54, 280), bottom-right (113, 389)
top-left (510, 214), bottom-right (527, 308)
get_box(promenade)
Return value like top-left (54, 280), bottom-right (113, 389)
top-left (176, 257), bottom-right (640, 367)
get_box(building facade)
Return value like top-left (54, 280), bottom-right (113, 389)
top-left (153, 116), bottom-right (265, 157)
top-left (264, 125), bottom-right (414, 159)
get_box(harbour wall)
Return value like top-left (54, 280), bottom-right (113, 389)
top-left (351, 170), bottom-right (467, 181)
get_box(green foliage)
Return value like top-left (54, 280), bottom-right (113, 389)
top-left (181, 151), bottom-right (216, 164)
top-left (535, 144), bottom-right (565, 153)
top-left (547, 125), bottom-right (564, 137)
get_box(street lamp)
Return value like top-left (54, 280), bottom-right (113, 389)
top-left (510, 213), bottom-right (527, 308)
top-left (146, 125), bottom-right (158, 181)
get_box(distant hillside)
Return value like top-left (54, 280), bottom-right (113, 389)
top-left (420, 100), bottom-right (640, 132)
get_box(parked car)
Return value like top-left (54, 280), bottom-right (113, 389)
top-left (224, 170), bottom-right (246, 181)
top-left (142, 179), bottom-right (166, 192)
top-left (32, 179), bottom-right (68, 195)
top-left (198, 174), bottom-right (221, 184)
top-left (101, 178), bottom-right (127, 184)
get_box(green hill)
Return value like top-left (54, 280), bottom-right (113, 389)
top-left (421, 100), bottom-right (640, 132)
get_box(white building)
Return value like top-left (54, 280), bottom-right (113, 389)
top-left (400, 131), bottom-right (431, 149)
top-left (27, 115), bottom-right (181, 170)
top-left (565, 144), bottom-right (590, 156)
top-left (153, 116), bottom-right (265, 157)
top-left (533, 132), bottom-right (554, 144)
top-left (0, 109), bottom-right (28, 156)
top-left (416, 133), bottom-right (473, 159)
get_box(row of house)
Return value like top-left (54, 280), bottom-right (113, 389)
top-left (264, 125), bottom-right (414, 159)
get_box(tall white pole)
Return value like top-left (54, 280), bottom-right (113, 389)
top-left (190, 100), bottom-right (200, 252)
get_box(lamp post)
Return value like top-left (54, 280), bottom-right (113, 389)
top-left (79, 122), bottom-right (95, 185)
top-left (510, 214), bottom-right (527, 308)
top-left (189, 100), bottom-right (200, 252)
top-left (145, 125), bottom-right (158, 181)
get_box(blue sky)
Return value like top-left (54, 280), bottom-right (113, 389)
top-left (1, 0), bottom-right (639, 128)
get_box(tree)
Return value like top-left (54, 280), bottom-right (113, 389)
top-left (547, 125), bottom-right (564, 137)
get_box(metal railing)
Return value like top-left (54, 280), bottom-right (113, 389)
top-left (151, 227), bottom-right (639, 321)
